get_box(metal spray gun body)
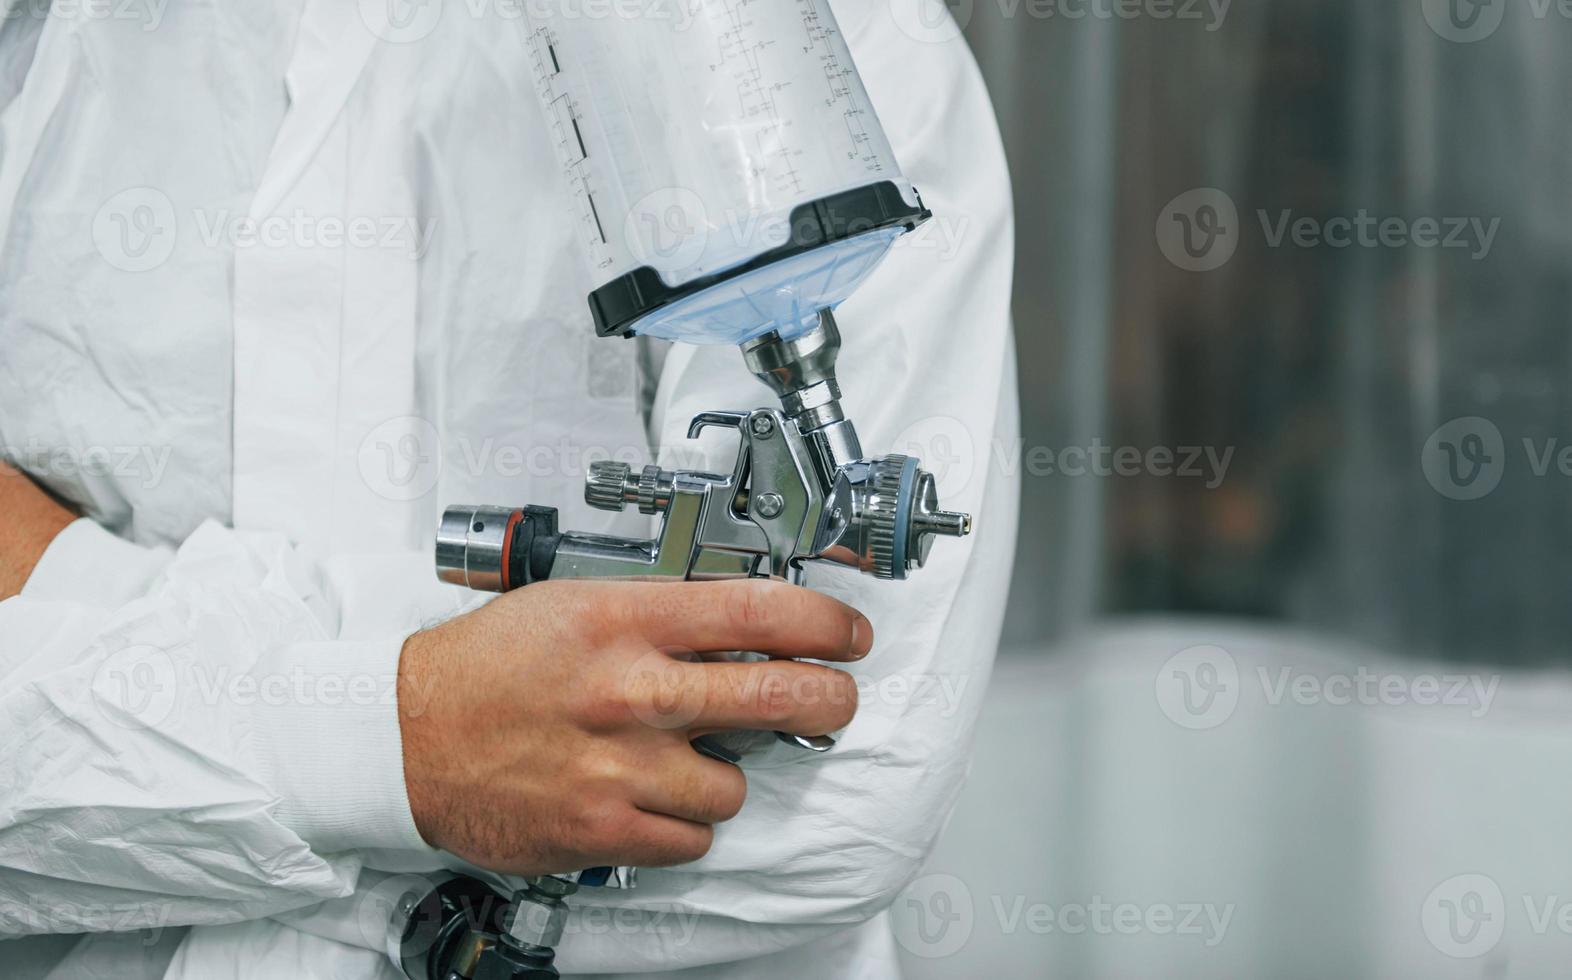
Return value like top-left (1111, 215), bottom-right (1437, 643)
top-left (436, 311), bottom-right (970, 600)
top-left (388, 311), bottom-right (971, 980)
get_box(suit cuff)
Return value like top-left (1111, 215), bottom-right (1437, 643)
top-left (249, 637), bottom-right (433, 855)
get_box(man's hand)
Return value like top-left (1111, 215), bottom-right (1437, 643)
top-left (398, 578), bottom-right (871, 875)
top-left (0, 463), bottom-right (77, 601)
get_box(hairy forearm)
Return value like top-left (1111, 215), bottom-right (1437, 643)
top-left (0, 463), bottom-right (76, 600)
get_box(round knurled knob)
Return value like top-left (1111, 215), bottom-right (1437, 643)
top-left (634, 464), bottom-right (663, 515)
top-left (865, 455), bottom-right (911, 580)
top-left (585, 460), bottom-right (632, 512)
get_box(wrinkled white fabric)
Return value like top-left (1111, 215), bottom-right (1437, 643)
top-left (0, 0), bottom-right (1017, 977)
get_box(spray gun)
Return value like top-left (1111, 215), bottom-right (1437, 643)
top-left (387, 4), bottom-right (973, 978)
top-left (437, 310), bottom-right (968, 604)
top-left (390, 309), bottom-right (971, 980)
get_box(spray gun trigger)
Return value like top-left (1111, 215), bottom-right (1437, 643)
top-left (687, 411), bottom-right (750, 439)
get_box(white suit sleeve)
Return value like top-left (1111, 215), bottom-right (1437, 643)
top-left (0, 518), bottom-right (448, 937)
top-left (554, 8), bottom-right (1022, 972)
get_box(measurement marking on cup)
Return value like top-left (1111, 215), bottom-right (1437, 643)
top-left (586, 192), bottom-right (607, 244)
top-left (548, 44), bottom-right (560, 74)
top-left (571, 117), bottom-right (588, 161)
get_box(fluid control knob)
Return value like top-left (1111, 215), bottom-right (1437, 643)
top-left (585, 461), bottom-right (633, 512)
top-left (858, 455), bottom-right (972, 580)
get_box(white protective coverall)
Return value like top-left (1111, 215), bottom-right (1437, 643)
top-left (0, 0), bottom-right (1018, 977)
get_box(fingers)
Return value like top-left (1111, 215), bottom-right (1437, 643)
top-left (610, 811), bottom-right (716, 869)
top-left (686, 660), bottom-right (858, 737)
top-left (632, 747), bottom-right (748, 825)
top-left (618, 655), bottom-right (858, 737)
top-left (609, 579), bottom-right (874, 663)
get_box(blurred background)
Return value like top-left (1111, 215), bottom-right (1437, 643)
top-left (895, 1), bottom-right (1572, 977)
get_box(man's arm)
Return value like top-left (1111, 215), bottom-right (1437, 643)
top-left (0, 490), bottom-right (873, 937)
top-left (0, 463), bottom-right (76, 600)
